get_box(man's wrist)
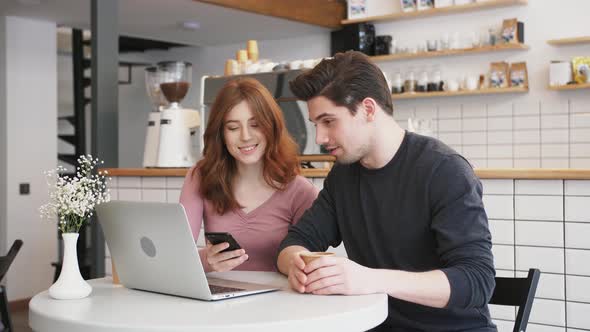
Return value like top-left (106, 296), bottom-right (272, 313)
top-left (370, 268), bottom-right (399, 295)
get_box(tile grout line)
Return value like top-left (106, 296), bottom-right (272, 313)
top-left (563, 179), bottom-right (568, 329)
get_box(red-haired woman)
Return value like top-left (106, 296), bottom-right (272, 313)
top-left (180, 77), bottom-right (318, 272)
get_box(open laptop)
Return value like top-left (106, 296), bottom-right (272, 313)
top-left (96, 200), bottom-right (279, 301)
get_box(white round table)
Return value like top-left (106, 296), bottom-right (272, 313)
top-left (29, 271), bottom-right (388, 332)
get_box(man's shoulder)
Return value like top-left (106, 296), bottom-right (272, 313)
top-left (406, 132), bottom-right (469, 170)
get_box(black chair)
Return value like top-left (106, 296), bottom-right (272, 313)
top-left (0, 240), bottom-right (23, 332)
top-left (489, 268), bottom-right (541, 332)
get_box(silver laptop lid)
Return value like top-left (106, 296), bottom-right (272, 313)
top-left (97, 201), bottom-right (213, 300)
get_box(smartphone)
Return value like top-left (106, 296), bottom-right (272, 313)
top-left (204, 232), bottom-right (242, 253)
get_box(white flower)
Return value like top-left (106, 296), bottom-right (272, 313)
top-left (39, 155), bottom-right (111, 233)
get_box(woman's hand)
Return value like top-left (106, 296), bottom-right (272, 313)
top-left (205, 241), bottom-right (248, 272)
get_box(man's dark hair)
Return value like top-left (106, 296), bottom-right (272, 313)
top-left (289, 50), bottom-right (393, 116)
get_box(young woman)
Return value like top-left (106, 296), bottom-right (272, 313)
top-left (180, 77), bottom-right (318, 272)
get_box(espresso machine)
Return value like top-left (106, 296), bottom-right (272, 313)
top-left (142, 66), bottom-right (167, 167)
top-left (156, 61), bottom-right (201, 168)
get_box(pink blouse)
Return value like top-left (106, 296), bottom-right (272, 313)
top-left (179, 167), bottom-right (319, 271)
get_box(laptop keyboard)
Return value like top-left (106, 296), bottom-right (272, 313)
top-left (209, 284), bottom-right (245, 294)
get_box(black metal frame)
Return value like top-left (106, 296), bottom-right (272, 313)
top-left (0, 240), bottom-right (23, 332)
top-left (489, 268), bottom-right (541, 332)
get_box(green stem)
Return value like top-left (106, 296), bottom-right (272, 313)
top-left (60, 214), bottom-right (87, 233)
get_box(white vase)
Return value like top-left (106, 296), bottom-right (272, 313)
top-left (48, 233), bottom-right (92, 300)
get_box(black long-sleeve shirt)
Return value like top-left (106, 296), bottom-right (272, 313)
top-left (279, 132), bottom-right (496, 331)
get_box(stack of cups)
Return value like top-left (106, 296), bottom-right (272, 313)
top-left (224, 59), bottom-right (238, 76)
top-left (236, 49), bottom-right (249, 74)
top-left (247, 40), bottom-right (259, 62)
top-left (224, 40), bottom-right (260, 75)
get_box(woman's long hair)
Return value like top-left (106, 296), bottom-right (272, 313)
top-left (195, 77), bottom-right (300, 214)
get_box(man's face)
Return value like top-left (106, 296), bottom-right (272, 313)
top-left (307, 96), bottom-right (371, 164)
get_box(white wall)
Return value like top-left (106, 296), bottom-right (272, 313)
top-left (0, 17), bottom-right (7, 265)
top-left (118, 33), bottom-right (330, 167)
top-left (1, 16), bottom-right (58, 300)
top-left (373, 0), bottom-right (590, 168)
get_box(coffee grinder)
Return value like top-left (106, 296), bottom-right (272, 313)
top-left (156, 61), bottom-right (201, 168)
top-left (142, 66), bottom-right (167, 167)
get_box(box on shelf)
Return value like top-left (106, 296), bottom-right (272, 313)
top-left (347, 0), bottom-right (367, 19)
top-left (435, 0), bottom-right (453, 8)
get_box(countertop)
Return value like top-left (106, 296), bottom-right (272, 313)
top-left (100, 167), bottom-right (590, 180)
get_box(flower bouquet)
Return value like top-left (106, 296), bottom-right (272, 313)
top-left (39, 155), bottom-right (110, 299)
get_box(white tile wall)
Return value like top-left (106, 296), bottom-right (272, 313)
top-left (166, 176), bottom-right (186, 189)
top-left (117, 176), bottom-right (141, 188)
top-left (117, 188), bottom-right (141, 201)
top-left (514, 130), bottom-right (541, 144)
top-left (515, 221), bottom-right (563, 247)
top-left (565, 223), bottom-right (590, 249)
top-left (566, 250), bottom-right (590, 276)
top-left (542, 159), bottom-right (569, 168)
top-left (527, 324), bottom-right (566, 332)
top-left (542, 129), bottom-right (569, 144)
top-left (515, 180), bottom-right (563, 195)
top-left (487, 159), bottom-right (514, 168)
top-left (514, 144), bottom-right (541, 158)
top-left (489, 219), bottom-right (514, 245)
top-left (488, 131), bottom-right (513, 145)
top-left (462, 131), bottom-right (487, 145)
top-left (489, 304), bottom-right (516, 320)
top-left (515, 116), bottom-right (540, 130)
top-left (565, 197), bottom-right (590, 222)
top-left (528, 299), bottom-right (566, 326)
top-left (140, 176), bottom-right (165, 188)
top-left (567, 302), bottom-right (590, 330)
top-left (166, 189), bottom-right (181, 203)
top-left (566, 275), bottom-right (590, 303)
top-left (515, 196), bottom-right (564, 221)
top-left (493, 245), bottom-right (515, 270)
top-left (481, 179), bottom-right (513, 195)
top-left (392, 100), bottom-right (590, 166)
top-left (514, 159), bottom-right (541, 168)
top-left (516, 247), bottom-right (564, 274)
top-left (483, 195), bottom-right (514, 220)
top-left (488, 145), bottom-right (512, 159)
top-left (141, 189), bottom-right (167, 202)
top-left (570, 128), bottom-right (590, 143)
top-left (565, 181), bottom-right (590, 196)
top-left (493, 319), bottom-right (515, 332)
top-left (519, 272), bottom-right (565, 301)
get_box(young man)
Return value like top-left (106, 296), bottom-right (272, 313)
top-left (277, 51), bottom-right (496, 331)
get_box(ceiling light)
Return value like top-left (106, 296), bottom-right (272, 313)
top-left (179, 21), bottom-right (201, 31)
top-left (17, 0), bottom-right (44, 5)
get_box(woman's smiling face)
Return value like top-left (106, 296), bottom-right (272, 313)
top-left (223, 100), bottom-right (267, 166)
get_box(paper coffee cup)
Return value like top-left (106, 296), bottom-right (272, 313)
top-left (299, 251), bottom-right (334, 265)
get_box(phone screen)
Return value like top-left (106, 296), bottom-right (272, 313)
top-left (204, 232), bottom-right (242, 253)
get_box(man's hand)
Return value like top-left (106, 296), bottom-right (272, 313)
top-left (277, 245), bottom-right (310, 293)
top-left (287, 252), bottom-right (307, 293)
top-left (303, 256), bottom-right (377, 295)
top-left (205, 241), bottom-right (248, 272)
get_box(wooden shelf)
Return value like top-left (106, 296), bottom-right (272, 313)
top-left (342, 0), bottom-right (527, 25)
top-left (371, 43), bottom-right (529, 62)
top-left (392, 86), bottom-right (528, 100)
top-left (547, 36), bottom-right (590, 46)
top-left (548, 83), bottom-right (590, 91)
